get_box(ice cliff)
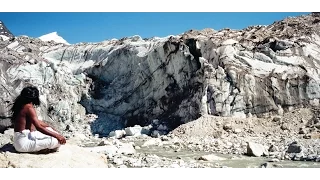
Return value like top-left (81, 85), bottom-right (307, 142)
top-left (1, 13), bottom-right (320, 135)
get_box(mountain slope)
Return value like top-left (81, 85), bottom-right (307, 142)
top-left (0, 20), bottom-right (14, 41)
top-left (1, 13), bottom-right (320, 136)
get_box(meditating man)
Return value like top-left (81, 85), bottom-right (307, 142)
top-left (11, 86), bottom-right (66, 153)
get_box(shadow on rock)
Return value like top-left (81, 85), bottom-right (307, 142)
top-left (0, 143), bottom-right (58, 155)
top-left (89, 113), bottom-right (125, 137)
top-left (0, 143), bottom-right (17, 153)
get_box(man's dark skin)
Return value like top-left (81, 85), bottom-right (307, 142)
top-left (14, 103), bottom-right (66, 145)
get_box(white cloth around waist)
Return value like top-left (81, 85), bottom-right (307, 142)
top-left (13, 127), bottom-right (60, 153)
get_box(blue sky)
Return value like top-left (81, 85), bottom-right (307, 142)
top-left (0, 12), bottom-right (310, 44)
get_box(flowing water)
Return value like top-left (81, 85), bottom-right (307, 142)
top-left (136, 144), bottom-right (320, 168)
top-left (82, 138), bottom-right (320, 168)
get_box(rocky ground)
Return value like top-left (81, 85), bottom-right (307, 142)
top-left (169, 107), bottom-right (320, 162)
top-left (1, 107), bottom-right (320, 168)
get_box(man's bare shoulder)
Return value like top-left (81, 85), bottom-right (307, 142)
top-left (23, 103), bottom-right (39, 124)
top-left (22, 104), bottom-right (35, 112)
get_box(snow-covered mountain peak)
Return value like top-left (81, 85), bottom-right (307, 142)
top-left (38, 32), bottom-right (70, 45)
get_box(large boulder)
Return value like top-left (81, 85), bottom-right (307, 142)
top-left (246, 142), bottom-right (268, 157)
top-left (0, 144), bottom-right (108, 168)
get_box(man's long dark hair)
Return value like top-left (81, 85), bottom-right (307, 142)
top-left (10, 86), bottom-right (40, 123)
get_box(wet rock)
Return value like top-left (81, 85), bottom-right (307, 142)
top-left (260, 162), bottom-right (272, 168)
top-left (284, 154), bottom-right (291, 160)
top-left (198, 154), bottom-right (226, 161)
top-left (306, 154), bottom-right (317, 161)
top-left (273, 164), bottom-right (283, 168)
top-left (246, 142), bottom-right (268, 157)
top-left (286, 142), bottom-right (303, 153)
top-left (268, 158), bottom-right (280, 162)
top-left (293, 153), bottom-right (305, 161)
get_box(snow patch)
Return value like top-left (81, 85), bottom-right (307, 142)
top-left (7, 41), bottom-right (19, 49)
top-left (221, 39), bottom-right (239, 46)
top-left (39, 32), bottom-right (70, 45)
top-left (0, 35), bottom-right (9, 41)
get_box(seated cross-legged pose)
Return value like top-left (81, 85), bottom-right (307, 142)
top-left (11, 86), bottom-right (66, 153)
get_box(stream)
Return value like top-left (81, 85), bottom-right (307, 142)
top-left (135, 143), bottom-right (320, 168)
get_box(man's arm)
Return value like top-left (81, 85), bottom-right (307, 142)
top-left (26, 105), bottom-right (66, 144)
top-left (39, 120), bottom-right (49, 127)
top-left (39, 120), bottom-right (59, 133)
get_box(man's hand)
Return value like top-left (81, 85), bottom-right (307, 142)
top-left (56, 135), bottom-right (66, 144)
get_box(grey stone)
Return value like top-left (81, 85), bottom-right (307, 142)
top-left (268, 145), bottom-right (279, 152)
top-left (125, 126), bottom-right (142, 136)
top-left (268, 158), bottom-right (280, 162)
top-left (223, 122), bottom-right (233, 131)
top-left (286, 142), bottom-right (303, 153)
top-left (109, 130), bottom-right (126, 139)
top-left (260, 162), bottom-right (272, 168)
top-left (198, 154), bottom-right (226, 161)
top-left (272, 116), bottom-right (282, 122)
top-left (247, 142), bottom-right (268, 157)
top-left (299, 128), bottom-right (307, 134)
